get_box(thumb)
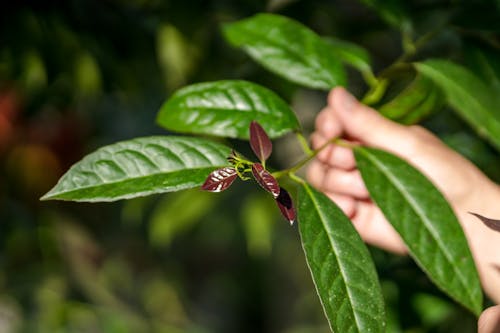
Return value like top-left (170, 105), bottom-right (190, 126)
top-left (478, 305), bottom-right (500, 333)
top-left (328, 87), bottom-right (417, 153)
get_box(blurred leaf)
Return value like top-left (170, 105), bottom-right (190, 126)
top-left (20, 50), bottom-right (47, 93)
top-left (157, 80), bottom-right (300, 139)
top-left (412, 293), bottom-right (454, 327)
top-left (358, 0), bottom-right (409, 27)
top-left (354, 146), bottom-right (483, 315)
top-left (322, 37), bottom-right (373, 75)
top-left (157, 24), bottom-right (199, 90)
top-left (298, 183), bottom-right (386, 333)
top-left (241, 194), bottom-right (274, 257)
top-left (415, 59), bottom-right (500, 151)
top-left (41, 136), bottom-right (231, 202)
top-left (74, 51), bottom-right (102, 97)
top-left (149, 190), bottom-right (216, 247)
top-left (379, 75), bottom-right (443, 124)
top-left (223, 13), bottom-right (346, 90)
top-left (465, 44), bottom-right (500, 93)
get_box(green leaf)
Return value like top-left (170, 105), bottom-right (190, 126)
top-left (298, 183), bottom-right (386, 333)
top-left (223, 13), bottom-right (346, 90)
top-left (149, 189), bottom-right (216, 247)
top-left (354, 146), bottom-right (483, 315)
top-left (415, 59), bottom-right (500, 151)
top-left (41, 136), bottom-right (231, 202)
top-left (323, 37), bottom-right (372, 74)
top-left (379, 75), bottom-right (443, 125)
top-left (156, 80), bottom-right (300, 139)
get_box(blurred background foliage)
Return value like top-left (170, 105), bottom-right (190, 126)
top-left (1, 0), bottom-right (499, 332)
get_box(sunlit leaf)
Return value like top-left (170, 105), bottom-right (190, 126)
top-left (415, 59), bottom-right (500, 151)
top-left (223, 13), bottom-right (346, 90)
top-left (251, 163), bottom-right (280, 198)
top-left (298, 183), bottom-right (386, 332)
top-left (41, 136), bottom-right (231, 202)
top-left (354, 146), bottom-right (483, 315)
top-left (249, 121), bottom-right (272, 163)
top-left (276, 187), bottom-right (295, 225)
top-left (157, 80), bottom-right (300, 139)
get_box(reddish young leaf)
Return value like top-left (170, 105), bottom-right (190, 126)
top-left (249, 121), bottom-right (272, 162)
top-left (469, 212), bottom-right (500, 232)
top-left (201, 167), bottom-right (238, 192)
top-left (251, 163), bottom-right (280, 198)
top-left (276, 187), bottom-right (296, 225)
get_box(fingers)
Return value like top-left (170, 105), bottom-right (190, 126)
top-left (352, 201), bottom-right (407, 254)
top-left (306, 160), bottom-right (368, 198)
top-left (320, 87), bottom-right (420, 155)
top-left (478, 305), bottom-right (500, 333)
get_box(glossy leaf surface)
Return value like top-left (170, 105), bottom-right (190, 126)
top-left (223, 13), bottom-right (346, 90)
top-left (157, 80), bottom-right (300, 139)
top-left (276, 187), bottom-right (295, 225)
top-left (251, 163), bottom-right (280, 198)
top-left (298, 183), bottom-right (385, 332)
top-left (249, 121), bottom-right (272, 163)
top-left (41, 136), bottom-right (231, 202)
top-left (201, 167), bottom-right (238, 192)
top-left (354, 146), bottom-right (483, 315)
top-left (415, 59), bottom-right (500, 151)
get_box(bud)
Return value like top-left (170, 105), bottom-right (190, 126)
top-left (251, 163), bottom-right (280, 198)
top-left (201, 167), bottom-right (238, 192)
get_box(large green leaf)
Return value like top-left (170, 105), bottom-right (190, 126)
top-left (298, 183), bottom-right (386, 333)
top-left (354, 146), bottom-right (483, 315)
top-left (41, 136), bottom-right (231, 202)
top-left (223, 13), bottom-right (346, 90)
top-left (156, 80), bottom-right (300, 139)
top-left (415, 59), bottom-right (500, 151)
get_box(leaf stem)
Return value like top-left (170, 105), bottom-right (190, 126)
top-left (273, 137), bottom-right (349, 179)
top-left (296, 132), bottom-right (313, 156)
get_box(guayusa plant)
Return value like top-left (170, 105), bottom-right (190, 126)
top-left (41, 12), bottom-right (500, 332)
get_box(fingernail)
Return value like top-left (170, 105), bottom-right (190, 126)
top-left (340, 88), bottom-right (357, 112)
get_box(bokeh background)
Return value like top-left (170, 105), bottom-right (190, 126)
top-left (1, 0), bottom-right (499, 332)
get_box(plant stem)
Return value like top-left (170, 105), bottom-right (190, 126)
top-left (273, 137), bottom-right (347, 179)
top-left (296, 132), bottom-right (313, 156)
top-left (361, 28), bottom-right (439, 105)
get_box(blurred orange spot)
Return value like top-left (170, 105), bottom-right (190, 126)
top-left (6, 144), bottom-right (62, 198)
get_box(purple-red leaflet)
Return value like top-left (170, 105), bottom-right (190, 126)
top-left (251, 163), bottom-right (280, 198)
top-left (276, 187), bottom-right (296, 225)
top-left (249, 121), bottom-right (272, 163)
top-left (201, 167), bottom-right (238, 192)
top-left (469, 212), bottom-right (500, 232)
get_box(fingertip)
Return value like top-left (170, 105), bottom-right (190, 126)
top-left (478, 305), bottom-right (500, 333)
top-left (315, 107), bottom-right (342, 138)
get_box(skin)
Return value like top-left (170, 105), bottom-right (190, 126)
top-left (307, 87), bottom-right (500, 332)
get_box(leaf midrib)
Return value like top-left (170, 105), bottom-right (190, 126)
top-left (358, 148), bottom-right (475, 307)
top-left (304, 184), bottom-right (363, 331)
top-left (43, 165), bottom-right (224, 199)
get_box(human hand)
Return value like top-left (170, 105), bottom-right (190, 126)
top-left (307, 87), bottom-right (500, 303)
top-left (479, 305), bottom-right (500, 333)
